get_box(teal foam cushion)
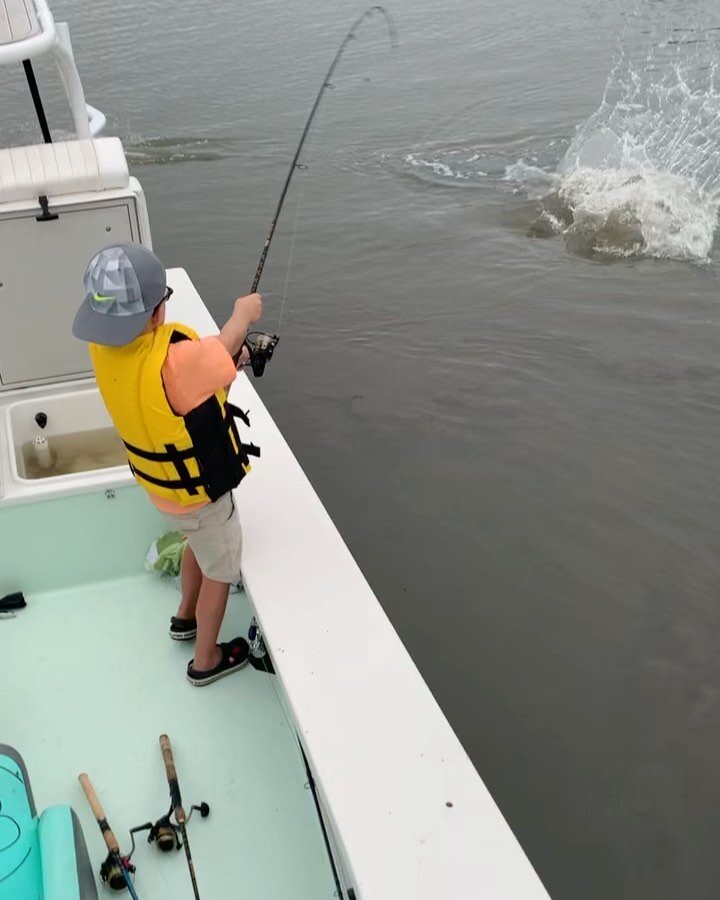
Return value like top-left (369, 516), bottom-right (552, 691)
top-left (38, 806), bottom-right (81, 900)
top-left (0, 753), bottom-right (41, 899)
top-left (1, 751), bottom-right (90, 900)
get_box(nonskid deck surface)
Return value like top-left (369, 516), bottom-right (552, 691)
top-left (1, 573), bottom-right (335, 898)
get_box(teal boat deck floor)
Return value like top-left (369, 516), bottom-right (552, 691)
top-left (1, 573), bottom-right (335, 899)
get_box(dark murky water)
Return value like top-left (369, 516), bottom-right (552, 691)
top-left (4, 1), bottom-right (720, 896)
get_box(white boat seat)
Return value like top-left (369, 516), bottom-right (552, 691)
top-left (0, 138), bottom-right (129, 204)
top-left (0, 0), bottom-right (40, 45)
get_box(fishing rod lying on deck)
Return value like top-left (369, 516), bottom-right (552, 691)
top-left (239, 5), bottom-right (398, 377)
top-left (78, 773), bottom-right (140, 898)
top-left (128, 733), bottom-right (210, 868)
top-left (158, 734), bottom-right (203, 899)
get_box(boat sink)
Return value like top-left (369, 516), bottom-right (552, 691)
top-left (5, 388), bottom-right (127, 483)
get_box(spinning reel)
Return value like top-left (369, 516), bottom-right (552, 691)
top-left (129, 800), bottom-right (210, 857)
top-left (99, 853), bottom-right (136, 892)
top-left (241, 331), bottom-right (279, 377)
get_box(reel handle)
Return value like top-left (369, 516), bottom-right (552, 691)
top-left (78, 773), bottom-right (120, 855)
top-left (159, 734), bottom-right (187, 825)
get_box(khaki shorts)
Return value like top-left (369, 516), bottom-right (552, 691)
top-left (163, 492), bottom-right (242, 584)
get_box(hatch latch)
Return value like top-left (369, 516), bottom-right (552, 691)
top-left (36, 195), bottom-right (59, 222)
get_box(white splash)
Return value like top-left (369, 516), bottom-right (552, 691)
top-left (514, 1), bottom-right (720, 261)
top-left (505, 161), bottom-right (561, 198)
top-left (404, 153), bottom-right (467, 180)
top-left (557, 165), bottom-right (717, 259)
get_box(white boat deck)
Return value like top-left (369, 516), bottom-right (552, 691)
top-left (1, 572), bottom-right (336, 898)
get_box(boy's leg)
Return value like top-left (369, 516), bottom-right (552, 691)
top-left (164, 493), bottom-right (246, 681)
top-left (176, 544), bottom-right (202, 620)
top-left (193, 577), bottom-right (230, 671)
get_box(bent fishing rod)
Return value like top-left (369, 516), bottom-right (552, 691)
top-left (241, 5), bottom-right (398, 376)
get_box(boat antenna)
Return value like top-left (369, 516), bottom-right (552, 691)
top-left (239, 6), bottom-right (398, 375)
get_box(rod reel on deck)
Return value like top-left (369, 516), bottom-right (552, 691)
top-left (78, 773), bottom-right (141, 898)
top-left (99, 853), bottom-right (136, 892)
top-left (129, 801), bottom-right (209, 857)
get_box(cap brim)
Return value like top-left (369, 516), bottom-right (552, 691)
top-left (72, 297), bottom-right (151, 347)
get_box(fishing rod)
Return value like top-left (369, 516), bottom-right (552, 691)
top-left (240, 5), bottom-right (398, 377)
top-left (129, 800), bottom-right (209, 856)
top-left (78, 773), bottom-right (140, 898)
top-left (158, 734), bottom-right (202, 899)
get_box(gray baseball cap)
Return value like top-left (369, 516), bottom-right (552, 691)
top-left (72, 243), bottom-right (168, 346)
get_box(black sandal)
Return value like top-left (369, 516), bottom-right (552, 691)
top-left (170, 616), bottom-right (197, 641)
top-left (186, 638), bottom-right (250, 686)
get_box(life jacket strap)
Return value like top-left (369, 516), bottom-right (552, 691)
top-left (123, 404), bottom-right (258, 498)
top-left (128, 462), bottom-right (204, 494)
top-left (226, 403), bottom-right (260, 460)
top-left (122, 440), bottom-right (196, 463)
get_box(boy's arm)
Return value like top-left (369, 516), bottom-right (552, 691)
top-left (162, 294), bottom-right (262, 415)
top-left (218, 293), bottom-right (263, 359)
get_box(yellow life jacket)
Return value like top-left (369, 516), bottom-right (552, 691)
top-left (90, 322), bottom-right (259, 506)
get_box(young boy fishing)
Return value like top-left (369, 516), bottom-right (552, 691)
top-left (73, 242), bottom-right (262, 686)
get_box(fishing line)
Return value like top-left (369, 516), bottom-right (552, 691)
top-left (241, 5), bottom-right (398, 376)
top-left (250, 5), bottom-right (398, 293)
top-left (276, 164), bottom-right (307, 334)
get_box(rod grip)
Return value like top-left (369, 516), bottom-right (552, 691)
top-left (78, 773), bottom-right (120, 854)
top-left (159, 734), bottom-right (186, 824)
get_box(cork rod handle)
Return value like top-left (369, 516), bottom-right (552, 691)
top-left (78, 773), bottom-right (120, 854)
top-left (159, 734), bottom-right (187, 824)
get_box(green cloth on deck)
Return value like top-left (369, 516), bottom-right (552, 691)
top-left (145, 531), bottom-right (187, 577)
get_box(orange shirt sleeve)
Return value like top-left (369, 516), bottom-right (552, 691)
top-left (161, 334), bottom-right (236, 416)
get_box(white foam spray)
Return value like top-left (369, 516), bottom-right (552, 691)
top-left (529, 0), bottom-right (720, 260)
